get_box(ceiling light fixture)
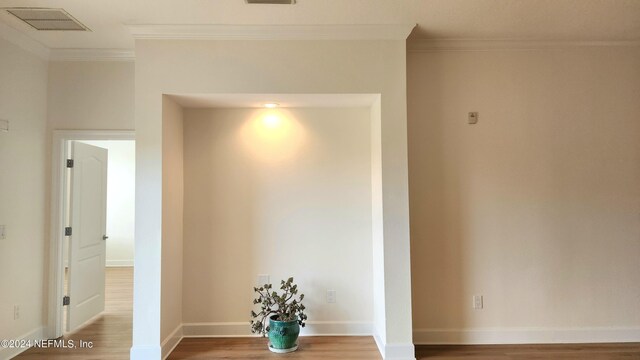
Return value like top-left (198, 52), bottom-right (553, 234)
top-left (264, 103), bottom-right (279, 108)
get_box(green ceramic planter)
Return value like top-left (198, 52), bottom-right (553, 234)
top-left (268, 315), bottom-right (300, 353)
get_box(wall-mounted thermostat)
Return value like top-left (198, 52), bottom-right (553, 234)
top-left (468, 112), bottom-right (478, 125)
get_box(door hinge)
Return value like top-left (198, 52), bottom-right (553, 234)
top-left (63, 296), bottom-right (70, 306)
top-left (66, 159), bottom-right (74, 168)
top-left (65, 227), bottom-right (72, 236)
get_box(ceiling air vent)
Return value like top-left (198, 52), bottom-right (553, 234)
top-left (245, 0), bottom-right (296, 4)
top-left (5, 8), bottom-right (90, 31)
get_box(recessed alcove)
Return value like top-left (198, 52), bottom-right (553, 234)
top-left (165, 93), bottom-right (381, 336)
top-left (133, 38), bottom-right (413, 360)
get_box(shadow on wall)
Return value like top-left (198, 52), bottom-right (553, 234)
top-left (408, 52), bottom-right (468, 335)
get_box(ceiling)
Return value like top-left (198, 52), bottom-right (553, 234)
top-left (0, 0), bottom-right (638, 50)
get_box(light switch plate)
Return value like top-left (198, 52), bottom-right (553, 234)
top-left (0, 119), bottom-right (8, 132)
top-left (473, 295), bottom-right (483, 309)
top-left (0, 225), bottom-right (6, 240)
top-left (468, 112), bottom-right (479, 124)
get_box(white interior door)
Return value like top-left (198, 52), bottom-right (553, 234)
top-left (67, 141), bottom-right (108, 332)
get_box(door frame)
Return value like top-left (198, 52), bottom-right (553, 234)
top-left (47, 130), bottom-right (135, 339)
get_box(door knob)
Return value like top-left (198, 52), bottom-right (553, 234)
top-left (102, 235), bottom-right (109, 240)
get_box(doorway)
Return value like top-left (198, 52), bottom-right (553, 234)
top-left (48, 130), bottom-right (135, 339)
top-left (61, 140), bottom-right (135, 333)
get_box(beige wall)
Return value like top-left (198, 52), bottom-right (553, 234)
top-left (182, 107), bottom-right (373, 331)
top-left (47, 61), bottom-right (134, 131)
top-left (160, 97), bottom-right (184, 343)
top-left (0, 37), bottom-right (48, 358)
top-left (408, 47), bottom-right (640, 343)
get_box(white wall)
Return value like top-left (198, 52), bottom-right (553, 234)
top-left (369, 96), bottom-right (387, 345)
top-left (408, 46), bottom-right (640, 344)
top-left (182, 108), bottom-right (373, 333)
top-left (134, 39), bottom-right (413, 360)
top-left (81, 140), bottom-right (135, 267)
top-left (160, 97), bottom-right (184, 351)
top-left (0, 37), bottom-right (48, 359)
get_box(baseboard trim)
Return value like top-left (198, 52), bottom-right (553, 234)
top-left (106, 260), bottom-right (134, 267)
top-left (161, 324), bottom-right (183, 360)
top-left (0, 326), bottom-right (45, 360)
top-left (374, 331), bottom-right (385, 357)
top-left (372, 331), bottom-right (415, 360)
top-left (182, 321), bottom-right (373, 338)
top-left (385, 342), bottom-right (416, 360)
top-left (130, 345), bottom-right (161, 360)
top-left (413, 327), bottom-right (640, 345)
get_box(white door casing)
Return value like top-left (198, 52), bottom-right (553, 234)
top-left (67, 141), bottom-right (108, 332)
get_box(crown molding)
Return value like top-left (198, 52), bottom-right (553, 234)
top-left (0, 22), bottom-right (134, 61)
top-left (128, 24), bottom-right (416, 41)
top-left (0, 21), bottom-right (49, 60)
top-left (49, 48), bottom-right (135, 62)
top-left (408, 38), bottom-right (640, 52)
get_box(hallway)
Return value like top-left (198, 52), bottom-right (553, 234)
top-left (16, 267), bottom-right (133, 360)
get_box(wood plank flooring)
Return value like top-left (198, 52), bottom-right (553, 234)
top-left (416, 343), bottom-right (640, 359)
top-left (168, 336), bottom-right (382, 359)
top-left (13, 267), bottom-right (640, 359)
top-left (168, 339), bottom-right (640, 360)
top-left (15, 267), bottom-right (133, 360)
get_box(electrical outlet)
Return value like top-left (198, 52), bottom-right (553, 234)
top-left (257, 274), bottom-right (270, 287)
top-left (0, 225), bottom-right (5, 240)
top-left (473, 295), bottom-right (483, 309)
top-left (327, 290), bottom-right (336, 303)
top-left (14, 305), bottom-right (20, 320)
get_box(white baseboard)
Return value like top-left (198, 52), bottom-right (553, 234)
top-left (301, 321), bottom-right (372, 336)
top-left (385, 343), bottom-right (416, 360)
top-left (156, 322), bottom-right (408, 360)
top-left (130, 345), bottom-right (161, 360)
top-left (182, 322), bottom-right (248, 337)
top-left (413, 327), bottom-right (640, 345)
top-left (182, 321), bottom-right (373, 338)
top-left (0, 326), bottom-right (45, 360)
top-left (106, 260), bottom-right (134, 267)
top-left (373, 331), bottom-right (415, 360)
top-left (161, 324), bottom-right (183, 360)
top-left (374, 331), bottom-right (385, 356)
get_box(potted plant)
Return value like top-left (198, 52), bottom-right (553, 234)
top-left (250, 277), bottom-right (308, 353)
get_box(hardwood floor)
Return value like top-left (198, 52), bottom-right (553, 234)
top-left (416, 343), bottom-right (640, 359)
top-left (15, 267), bottom-right (133, 360)
top-left (168, 339), bottom-right (640, 360)
top-left (13, 269), bottom-right (640, 359)
top-left (167, 336), bottom-right (383, 359)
